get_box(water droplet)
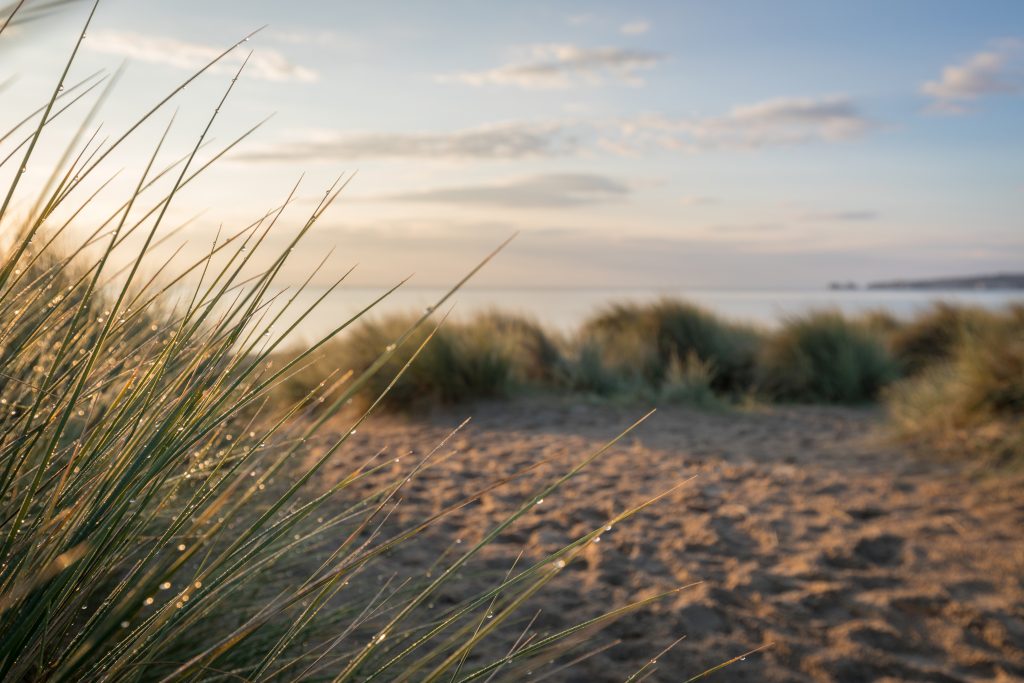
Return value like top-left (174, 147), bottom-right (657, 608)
top-left (535, 498), bottom-right (544, 506)
top-left (160, 582), bottom-right (171, 590)
top-left (177, 544), bottom-right (186, 551)
top-left (593, 536), bottom-right (601, 543)
top-left (555, 559), bottom-right (566, 569)
top-left (120, 621), bottom-right (129, 628)
top-left (144, 597), bottom-right (154, 605)
top-left (58, 84), bottom-right (65, 92)
top-left (486, 612), bottom-right (494, 619)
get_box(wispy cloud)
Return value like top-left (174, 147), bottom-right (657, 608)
top-left (438, 44), bottom-right (666, 89)
top-left (236, 122), bottom-right (575, 162)
top-left (86, 30), bottom-right (318, 83)
top-left (620, 20), bottom-right (651, 36)
top-left (679, 195), bottom-right (718, 206)
top-left (383, 173), bottom-right (630, 208)
top-left (609, 95), bottom-right (876, 151)
top-left (921, 39), bottom-right (1024, 113)
top-left (799, 209), bottom-right (879, 222)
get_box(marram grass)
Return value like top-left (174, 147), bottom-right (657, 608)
top-left (0, 6), bottom-right (693, 681)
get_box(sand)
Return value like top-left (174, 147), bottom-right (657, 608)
top-left (308, 398), bottom-right (1024, 682)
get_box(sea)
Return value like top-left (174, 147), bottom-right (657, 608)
top-left (275, 286), bottom-right (1024, 347)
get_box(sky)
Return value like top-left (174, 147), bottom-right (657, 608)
top-left (1, 0), bottom-right (1023, 289)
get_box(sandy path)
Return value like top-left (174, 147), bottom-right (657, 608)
top-left (311, 399), bottom-right (1024, 682)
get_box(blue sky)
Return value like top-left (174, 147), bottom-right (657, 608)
top-left (2, 0), bottom-right (1022, 288)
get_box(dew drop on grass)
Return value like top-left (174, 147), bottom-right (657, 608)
top-left (120, 621), bottom-right (129, 628)
top-left (177, 544), bottom-right (186, 551)
top-left (535, 498), bottom-right (544, 506)
top-left (144, 597), bottom-right (154, 605)
top-left (593, 536), bottom-right (601, 543)
top-left (160, 582), bottom-right (171, 590)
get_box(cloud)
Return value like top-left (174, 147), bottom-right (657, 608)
top-left (679, 195), bottom-right (717, 206)
top-left (620, 20), bottom-right (651, 36)
top-left (236, 122), bottom-right (576, 162)
top-left (383, 173), bottom-right (630, 208)
top-left (921, 40), bottom-right (1024, 113)
top-left (609, 95), bottom-right (876, 151)
top-left (710, 222), bottom-right (787, 234)
top-left (799, 210), bottom-right (879, 222)
top-left (85, 30), bottom-right (318, 83)
top-left (438, 44), bottom-right (666, 89)
top-left (239, 94), bottom-right (872, 167)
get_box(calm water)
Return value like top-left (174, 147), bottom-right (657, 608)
top-left (278, 287), bottom-right (1024, 346)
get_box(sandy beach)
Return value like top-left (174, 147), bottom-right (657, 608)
top-left (309, 399), bottom-right (1024, 682)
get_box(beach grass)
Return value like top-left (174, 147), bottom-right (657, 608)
top-left (0, 10), bottom-right (693, 681)
top-left (887, 310), bottom-right (1024, 463)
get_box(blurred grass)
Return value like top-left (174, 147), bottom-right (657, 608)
top-left (887, 311), bottom-right (1024, 464)
top-left (278, 301), bottom-right (1023, 464)
top-left (278, 301), bottom-right (1023, 413)
top-left (755, 311), bottom-right (898, 404)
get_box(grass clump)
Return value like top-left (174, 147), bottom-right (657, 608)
top-left (659, 351), bottom-right (724, 409)
top-left (887, 313), bottom-right (1024, 463)
top-left (888, 302), bottom-right (995, 375)
top-left (757, 311), bottom-right (898, 403)
top-left (580, 299), bottom-right (760, 395)
top-left (279, 311), bottom-right (569, 411)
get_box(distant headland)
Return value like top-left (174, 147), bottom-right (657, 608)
top-left (829, 273), bottom-right (1024, 291)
